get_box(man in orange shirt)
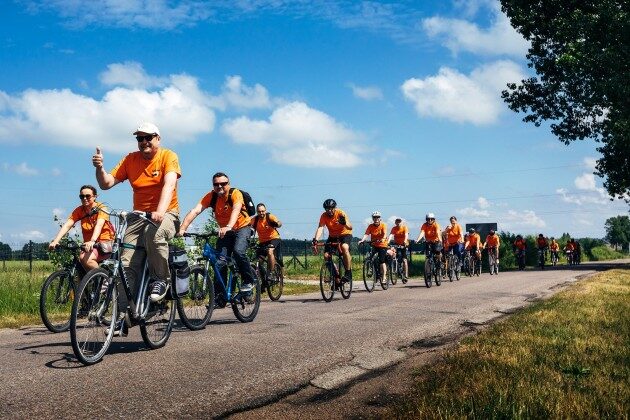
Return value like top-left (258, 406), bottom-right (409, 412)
top-left (251, 203), bottom-right (283, 281)
top-left (444, 216), bottom-right (464, 267)
top-left (388, 218), bottom-right (409, 280)
top-left (179, 172), bottom-right (256, 292)
top-left (484, 229), bottom-right (500, 263)
top-left (415, 213), bottom-right (443, 257)
top-left (465, 228), bottom-right (483, 262)
top-left (359, 211), bottom-right (388, 281)
top-left (313, 199), bottom-right (353, 281)
top-left (93, 122), bottom-right (180, 334)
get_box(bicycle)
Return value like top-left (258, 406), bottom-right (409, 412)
top-left (423, 241), bottom-right (442, 288)
top-left (537, 248), bottom-right (546, 270)
top-left (565, 249), bottom-right (574, 265)
top-left (186, 232), bottom-right (261, 323)
top-left (550, 250), bottom-right (559, 266)
top-left (390, 244), bottom-right (407, 284)
top-left (250, 241), bottom-right (284, 301)
top-left (515, 248), bottom-right (526, 270)
top-left (446, 245), bottom-right (461, 281)
top-left (313, 241), bottom-right (352, 302)
top-left (487, 246), bottom-right (499, 275)
top-left (70, 210), bottom-right (177, 365)
top-left (361, 243), bottom-right (389, 292)
top-left (40, 240), bottom-right (87, 333)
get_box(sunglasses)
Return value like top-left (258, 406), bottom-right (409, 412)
top-left (79, 194), bottom-right (93, 199)
top-left (135, 134), bottom-right (155, 142)
top-left (213, 181), bottom-right (228, 187)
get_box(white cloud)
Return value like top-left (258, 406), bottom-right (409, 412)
top-left (221, 101), bottom-right (365, 168)
top-left (3, 162), bottom-right (38, 176)
top-left (401, 60), bottom-right (525, 125)
top-left (99, 61), bottom-right (167, 89)
top-left (458, 207), bottom-right (490, 218)
top-left (12, 230), bottom-right (45, 240)
top-left (219, 75), bottom-right (272, 110)
top-left (502, 210), bottom-right (546, 229)
top-left (52, 208), bottom-right (65, 219)
top-left (583, 156), bottom-right (597, 170)
top-left (348, 83), bottom-right (384, 101)
top-left (0, 63), bottom-right (216, 153)
top-left (477, 196), bottom-right (489, 209)
top-left (575, 173), bottom-right (596, 191)
top-left (422, 1), bottom-right (529, 57)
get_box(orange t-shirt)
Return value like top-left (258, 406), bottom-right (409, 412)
top-left (514, 239), bottom-right (527, 250)
top-left (70, 203), bottom-right (114, 242)
top-left (390, 225), bottom-right (409, 245)
top-left (550, 241), bottom-right (559, 251)
top-left (536, 238), bottom-right (548, 248)
top-left (445, 223), bottom-right (463, 245)
top-left (319, 209), bottom-right (352, 237)
top-left (565, 242), bottom-right (575, 251)
top-left (365, 223), bottom-right (388, 248)
top-left (200, 189), bottom-right (251, 230)
top-left (420, 222), bottom-right (441, 242)
top-left (467, 232), bottom-right (482, 248)
top-left (253, 214), bottom-right (281, 243)
top-left (485, 234), bottom-right (500, 248)
top-left (111, 148), bottom-right (181, 213)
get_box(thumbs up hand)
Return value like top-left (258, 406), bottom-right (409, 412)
top-left (92, 146), bottom-right (104, 169)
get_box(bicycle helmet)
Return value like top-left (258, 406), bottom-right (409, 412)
top-left (489, 229), bottom-right (495, 234)
top-left (516, 234), bottom-right (522, 239)
top-left (372, 211), bottom-right (381, 218)
top-left (538, 233), bottom-right (544, 238)
top-left (323, 198), bottom-right (336, 209)
top-left (469, 228), bottom-right (475, 233)
top-left (425, 213), bottom-right (435, 221)
top-left (395, 218), bottom-right (402, 223)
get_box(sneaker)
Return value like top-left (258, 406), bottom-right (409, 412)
top-left (105, 320), bottom-right (128, 337)
top-left (100, 277), bottom-right (111, 294)
top-left (344, 270), bottom-right (353, 281)
top-left (149, 280), bottom-right (168, 302)
top-left (240, 282), bottom-right (254, 293)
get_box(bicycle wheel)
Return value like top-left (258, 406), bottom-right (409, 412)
top-left (434, 260), bottom-right (442, 286)
top-left (362, 259), bottom-right (376, 292)
top-left (340, 272), bottom-right (352, 300)
top-left (454, 256), bottom-right (461, 281)
top-left (475, 258), bottom-right (481, 276)
top-left (389, 260), bottom-right (397, 286)
top-left (320, 262), bottom-right (335, 302)
top-left (140, 286), bottom-right (176, 349)
top-left (176, 264), bottom-right (214, 331)
top-left (232, 274), bottom-right (261, 322)
top-left (266, 263), bottom-right (284, 301)
top-left (447, 256), bottom-right (454, 282)
top-left (70, 268), bottom-right (117, 365)
top-left (379, 263), bottom-right (389, 290)
top-left (424, 258), bottom-right (432, 288)
top-left (40, 269), bottom-right (77, 333)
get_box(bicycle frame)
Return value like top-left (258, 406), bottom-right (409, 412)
top-left (200, 244), bottom-right (239, 304)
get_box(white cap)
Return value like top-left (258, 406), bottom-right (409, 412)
top-left (133, 122), bottom-right (160, 136)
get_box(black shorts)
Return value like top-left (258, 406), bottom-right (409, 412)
top-left (372, 247), bottom-right (388, 264)
top-left (257, 239), bottom-right (283, 266)
top-left (394, 245), bottom-right (408, 260)
top-left (325, 234), bottom-right (352, 254)
top-left (424, 241), bottom-right (443, 256)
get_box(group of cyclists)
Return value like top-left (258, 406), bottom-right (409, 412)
top-left (49, 122), bottom-right (584, 342)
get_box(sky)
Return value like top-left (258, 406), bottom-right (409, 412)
top-left (0, 0), bottom-right (627, 248)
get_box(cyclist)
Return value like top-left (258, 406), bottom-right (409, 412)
top-left (313, 199), bottom-right (353, 284)
top-left (48, 185), bottom-right (114, 271)
top-left (358, 211), bottom-right (388, 281)
top-left (415, 213), bottom-right (443, 260)
top-left (549, 237), bottom-right (560, 262)
top-left (536, 234), bottom-right (549, 261)
top-left (572, 239), bottom-right (582, 264)
top-left (444, 216), bottom-right (464, 271)
top-left (251, 203), bottom-right (283, 284)
top-left (484, 229), bottom-right (500, 264)
top-left (179, 172), bottom-right (256, 292)
top-left (465, 228), bottom-right (483, 268)
top-left (513, 235), bottom-right (527, 266)
top-left (93, 122), bottom-right (181, 336)
top-left (388, 218), bottom-right (409, 280)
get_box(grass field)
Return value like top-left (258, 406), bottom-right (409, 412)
top-left (391, 268), bottom-right (629, 419)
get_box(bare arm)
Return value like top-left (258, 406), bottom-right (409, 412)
top-left (92, 147), bottom-right (119, 190)
top-left (153, 171), bottom-right (178, 222)
top-left (49, 219), bottom-right (76, 250)
top-left (179, 202), bottom-right (205, 235)
top-left (314, 225), bottom-right (324, 241)
top-left (83, 217), bottom-right (106, 252)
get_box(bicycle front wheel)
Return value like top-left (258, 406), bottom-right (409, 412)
top-left (320, 262), bottom-right (335, 302)
top-left (140, 289), bottom-right (176, 349)
top-left (389, 260), bottom-right (397, 286)
top-left (40, 269), bottom-right (77, 333)
top-left (424, 259), bottom-right (432, 288)
top-left (177, 264), bottom-right (214, 331)
top-left (454, 256), bottom-right (461, 281)
top-left (70, 268), bottom-right (117, 365)
top-left (266, 263), bottom-right (284, 301)
top-left (363, 259), bottom-right (376, 292)
top-left (231, 274), bottom-right (261, 322)
top-left (434, 260), bottom-right (442, 286)
top-left (340, 274), bottom-right (352, 299)
top-left (380, 265), bottom-right (389, 290)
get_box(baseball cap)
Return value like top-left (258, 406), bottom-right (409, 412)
top-left (133, 122), bottom-right (160, 136)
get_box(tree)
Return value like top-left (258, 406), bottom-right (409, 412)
top-left (500, 0), bottom-right (630, 200)
top-left (605, 215), bottom-right (630, 251)
top-left (0, 242), bottom-right (11, 260)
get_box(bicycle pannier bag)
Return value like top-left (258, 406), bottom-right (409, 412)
top-left (168, 246), bottom-right (189, 298)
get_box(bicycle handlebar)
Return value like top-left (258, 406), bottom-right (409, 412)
top-left (183, 232), bottom-right (218, 240)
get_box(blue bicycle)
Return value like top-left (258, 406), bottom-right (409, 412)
top-left (184, 232), bottom-right (260, 323)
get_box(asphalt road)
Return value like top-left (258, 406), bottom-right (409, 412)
top-left (1, 261), bottom-right (627, 419)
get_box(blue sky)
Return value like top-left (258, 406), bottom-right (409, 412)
top-left (0, 0), bottom-right (626, 247)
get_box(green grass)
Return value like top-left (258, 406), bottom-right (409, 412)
top-left (391, 269), bottom-right (630, 419)
top-left (589, 245), bottom-right (627, 261)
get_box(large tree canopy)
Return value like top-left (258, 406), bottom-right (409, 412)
top-left (500, 0), bottom-right (629, 200)
top-left (605, 215), bottom-right (630, 251)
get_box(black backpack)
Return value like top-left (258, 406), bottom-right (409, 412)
top-left (209, 188), bottom-right (256, 217)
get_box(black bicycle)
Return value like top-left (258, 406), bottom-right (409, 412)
top-left (446, 245), bottom-right (461, 281)
top-left (70, 210), bottom-right (177, 365)
top-left (390, 244), bottom-right (407, 284)
top-left (361, 244), bottom-right (388, 292)
top-left (515, 248), bottom-right (527, 270)
top-left (487, 246), bottom-right (499, 275)
top-left (313, 241), bottom-right (352, 301)
top-left (423, 242), bottom-right (442, 288)
top-left (537, 247), bottom-right (546, 270)
top-left (250, 241), bottom-right (284, 301)
top-left (39, 241), bottom-right (87, 333)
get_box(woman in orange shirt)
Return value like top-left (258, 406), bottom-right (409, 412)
top-left (49, 185), bottom-right (114, 271)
